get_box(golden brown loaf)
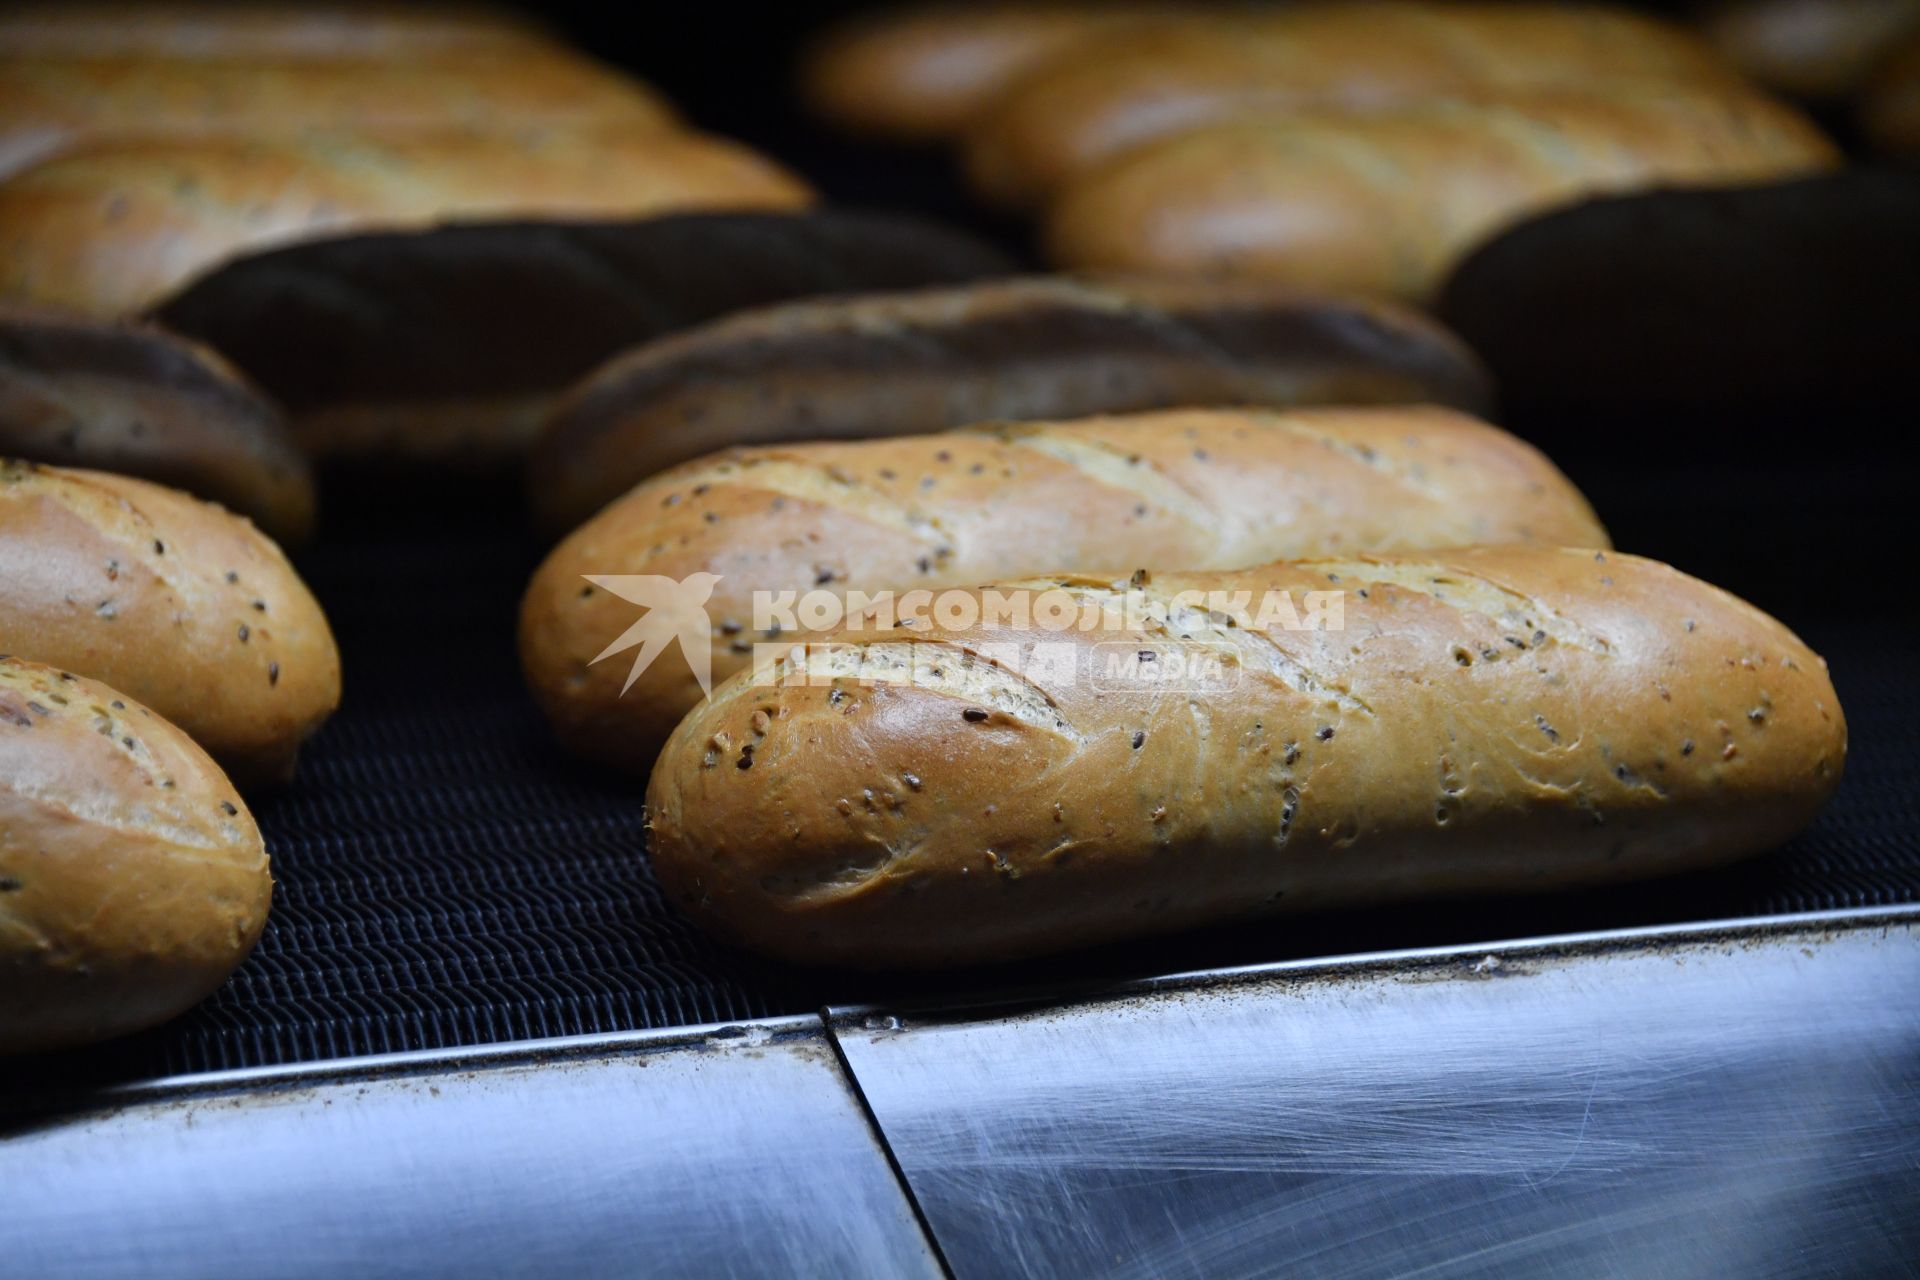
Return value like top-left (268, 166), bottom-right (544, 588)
top-left (0, 2), bottom-right (551, 59)
top-left (1862, 32), bottom-right (1920, 153)
top-left (1702, 0), bottom-right (1920, 97)
top-left (0, 305), bottom-right (315, 544)
top-left (530, 275), bottom-right (1493, 532)
top-left (1045, 94), bottom-right (1838, 300)
top-left (799, 3), bottom-right (1173, 140)
top-left (647, 547), bottom-right (1846, 967)
top-left (0, 50), bottom-right (680, 179)
top-left (0, 130), bottom-right (815, 316)
top-left (0, 462), bottom-right (340, 784)
top-left (522, 406), bottom-right (1608, 772)
top-left (0, 656), bottom-right (271, 1055)
top-left (964, 1), bottom-right (1747, 207)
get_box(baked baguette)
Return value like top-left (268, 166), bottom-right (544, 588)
top-left (0, 3), bottom-right (550, 59)
top-left (647, 547), bottom-right (1846, 967)
top-left (800, 3), bottom-right (1173, 140)
top-left (1702, 0), bottom-right (1920, 98)
top-left (1436, 169), bottom-right (1920, 418)
top-left (0, 305), bottom-right (315, 544)
top-left (0, 656), bottom-right (271, 1055)
top-left (153, 210), bottom-right (1014, 467)
top-left (522, 406), bottom-right (1607, 772)
top-left (0, 49), bottom-right (678, 179)
top-left (0, 131), bottom-right (815, 316)
top-left (0, 461), bottom-right (339, 784)
top-left (1044, 94), bottom-right (1838, 300)
top-left (965, 2), bottom-right (1747, 208)
top-left (1862, 31), bottom-right (1920, 154)
top-left (530, 276), bottom-right (1494, 533)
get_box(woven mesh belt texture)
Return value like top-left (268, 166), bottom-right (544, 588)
top-left (4, 440), bottom-right (1911, 1088)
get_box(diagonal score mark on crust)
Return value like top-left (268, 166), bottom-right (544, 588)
top-left (992, 428), bottom-right (1226, 541)
top-left (1257, 414), bottom-right (1452, 502)
top-left (1301, 557), bottom-right (1613, 655)
top-left (764, 639), bottom-right (1083, 739)
top-left (641, 455), bottom-right (959, 547)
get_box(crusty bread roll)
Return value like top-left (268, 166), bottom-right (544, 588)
top-left (522, 406), bottom-right (1607, 772)
top-left (0, 2), bottom-right (549, 59)
top-left (0, 305), bottom-right (315, 544)
top-left (0, 130), bottom-right (815, 316)
top-left (0, 656), bottom-right (271, 1055)
top-left (0, 462), bottom-right (339, 784)
top-left (0, 49), bottom-right (679, 179)
top-left (965, 2), bottom-right (1746, 208)
top-left (153, 210), bottom-right (1014, 468)
top-left (800, 2), bottom-right (1173, 140)
top-left (648, 547), bottom-right (1846, 967)
top-left (1702, 0), bottom-right (1920, 98)
top-left (1862, 31), bottom-right (1920, 154)
top-left (530, 276), bottom-right (1493, 533)
top-left (1045, 94), bottom-right (1837, 300)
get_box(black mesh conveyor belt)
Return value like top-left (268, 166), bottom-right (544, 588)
top-left (4, 424), bottom-right (1912, 1092)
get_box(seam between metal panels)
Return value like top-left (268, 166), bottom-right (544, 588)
top-left (824, 1008), bottom-right (959, 1280)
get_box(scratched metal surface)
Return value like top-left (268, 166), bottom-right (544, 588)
top-left (0, 1017), bottom-right (943, 1280)
top-left (836, 909), bottom-right (1920, 1280)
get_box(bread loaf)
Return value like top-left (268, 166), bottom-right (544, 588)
top-left (1862, 31), bottom-right (1920, 153)
top-left (0, 49), bottom-right (679, 179)
top-left (153, 211), bottom-right (1014, 466)
top-left (800, 3), bottom-right (1172, 140)
top-left (0, 656), bottom-right (270, 1055)
top-left (530, 276), bottom-right (1493, 532)
top-left (0, 2), bottom-right (549, 59)
top-left (0, 306), bottom-right (315, 544)
top-left (1044, 95), bottom-right (1838, 300)
top-left (1437, 170), bottom-right (1920, 419)
top-left (0, 462), bottom-right (339, 784)
top-left (964, 2), bottom-right (1746, 208)
top-left (0, 131), bottom-right (815, 316)
top-left (523, 406), bottom-right (1606, 772)
top-left (647, 547), bottom-right (1845, 967)
top-left (1702, 0), bottom-right (1920, 98)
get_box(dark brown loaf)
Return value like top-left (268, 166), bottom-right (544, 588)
top-left (1862, 31), bottom-right (1920, 153)
top-left (647, 547), bottom-right (1846, 967)
top-left (965, 2), bottom-right (1747, 208)
top-left (0, 462), bottom-right (340, 785)
top-left (0, 49), bottom-right (678, 178)
top-left (799, 2), bottom-right (1173, 140)
top-left (1702, 0), bottom-right (1920, 98)
top-left (529, 276), bottom-right (1494, 533)
top-left (0, 130), bottom-right (816, 316)
top-left (0, 306), bottom-right (315, 544)
top-left (1044, 94), bottom-right (1838, 300)
top-left (153, 211), bottom-right (1015, 467)
top-left (0, 657), bottom-right (271, 1055)
top-left (522, 406), bottom-right (1606, 772)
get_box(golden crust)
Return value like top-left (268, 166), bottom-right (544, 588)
top-left (966, 2), bottom-right (1748, 207)
top-left (0, 130), bottom-right (815, 315)
top-left (0, 657), bottom-right (270, 1054)
top-left (647, 546), bottom-right (1846, 967)
top-left (0, 2), bottom-right (550, 59)
top-left (1044, 94), bottom-right (1837, 300)
top-left (0, 461), bottom-right (339, 784)
top-left (523, 406), bottom-right (1606, 772)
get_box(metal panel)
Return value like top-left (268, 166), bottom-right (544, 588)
top-left (1, 1018), bottom-right (943, 1280)
top-left (835, 909), bottom-right (1920, 1280)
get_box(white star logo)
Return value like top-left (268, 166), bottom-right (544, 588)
top-left (585, 572), bottom-right (723, 697)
